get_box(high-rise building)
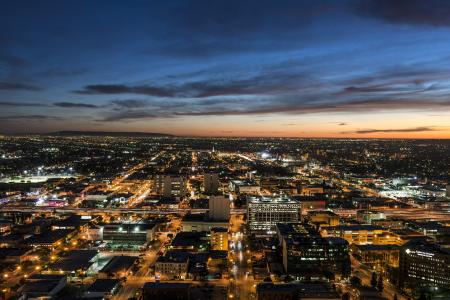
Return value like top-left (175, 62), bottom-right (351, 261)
top-left (247, 196), bottom-right (301, 233)
top-left (399, 241), bottom-right (450, 291)
top-left (154, 174), bottom-right (187, 198)
top-left (208, 195), bottom-right (230, 221)
top-left (203, 173), bottom-right (219, 194)
top-left (276, 223), bottom-right (350, 280)
top-left (282, 235), bottom-right (351, 280)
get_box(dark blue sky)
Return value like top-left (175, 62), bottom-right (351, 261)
top-left (1, 0), bottom-right (450, 137)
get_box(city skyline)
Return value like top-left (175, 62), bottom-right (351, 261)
top-left (2, 0), bottom-right (450, 138)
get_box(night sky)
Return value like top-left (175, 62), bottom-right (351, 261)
top-left (1, 0), bottom-right (450, 138)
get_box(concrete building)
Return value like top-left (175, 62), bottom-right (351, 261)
top-left (155, 251), bottom-right (190, 280)
top-left (90, 222), bottom-right (156, 248)
top-left (19, 274), bottom-right (67, 299)
top-left (84, 279), bottom-right (120, 298)
top-left (155, 174), bottom-right (187, 198)
top-left (181, 213), bottom-right (228, 232)
top-left (50, 250), bottom-right (99, 278)
top-left (98, 256), bottom-right (138, 279)
top-left (210, 227), bottom-right (228, 251)
top-left (298, 184), bottom-right (324, 196)
top-left (229, 180), bottom-right (261, 194)
top-left (142, 282), bottom-right (191, 300)
top-left (399, 241), bottom-right (450, 291)
top-left (351, 244), bottom-right (400, 268)
top-left (209, 195), bottom-right (230, 221)
top-left (0, 248), bottom-right (34, 263)
top-left (321, 225), bottom-right (401, 245)
top-left (307, 211), bottom-right (340, 227)
top-left (356, 210), bottom-right (386, 224)
top-left (204, 173), bottom-right (219, 194)
top-left (282, 236), bottom-right (351, 279)
top-left (256, 282), bottom-right (340, 300)
top-left (247, 196), bottom-right (301, 233)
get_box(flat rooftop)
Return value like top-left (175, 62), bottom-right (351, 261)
top-left (100, 256), bottom-right (137, 273)
top-left (247, 195), bottom-right (299, 204)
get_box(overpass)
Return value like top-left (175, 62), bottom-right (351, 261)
top-left (0, 206), bottom-right (247, 215)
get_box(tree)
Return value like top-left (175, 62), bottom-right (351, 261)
top-left (342, 292), bottom-right (351, 300)
top-left (377, 275), bottom-right (384, 292)
top-left (350, 276), bottom-right (362, 287)
top-left (394, 294), bottom-right (398, 300)
top-left (371, 272), bottom-right (378, 288)
top-left (418, 292), bottom-right (427, 300)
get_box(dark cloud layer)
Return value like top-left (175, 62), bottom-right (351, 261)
top-left (356, 0), bottom-right (450, 27)
top-left (53, 102), bottom-right (99, 108)
top-left (0, 115), bottom-right (63, 121)
top-left (74, 70), bottom-right (314, 99)
top-left (0, 101), bottom-right (43, 107)
top-left (0, 82), bottom-right (41, 91)
top-left (2, 1), bottom-right (450, 135)
top-left (74, 84), bottom-right (175, 97)
top-left (352, 126), bottom-right (437, 134)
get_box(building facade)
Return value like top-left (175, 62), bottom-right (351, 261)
top-left (247, 196), bottom-right (301, 233)
top-left (282, 236), bottom-right (351, 280)
top-left (154, 175), bottom-right (187, 198)
top-left (210, 227), bottom-right (228, 251)
top-left (204, 173), bottom-right (219, 194)
top-left (209, 195), bottom-right (230, 221)
top-left (399, 241), bottom-right (450, 291)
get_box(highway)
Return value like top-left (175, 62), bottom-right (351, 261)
top-left (0, 206), bottom-right (247, 215)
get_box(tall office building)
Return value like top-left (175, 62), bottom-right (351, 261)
top-left (247, 196), bottom-right (301, 233)
top-left (154, 174), bottom-right (187, 198)
top-left (208, 195), bottom-right (230, 221)
top-left (282, 236), bottom-right (351, 279)
top-left (276, 223), bottom-right (351, 279)
top-left (399, 241), bottom-right (450, 291)
top-left (203, 173), bottom-right (219, 194)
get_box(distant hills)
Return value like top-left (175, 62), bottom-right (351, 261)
top-left (45, 131), bottom-right (174, 137)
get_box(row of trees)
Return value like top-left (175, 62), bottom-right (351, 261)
top-left (371, 272), bottom-right (384, 293)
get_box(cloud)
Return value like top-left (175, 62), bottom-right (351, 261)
top-left (0, 50), bottom-right (28, 68)
top-left (174, 98), bottom-right (450, 117)
top-left (351, 126), bottom-right (438, 134)
top-left (355, 0), bottom-right (450, 27)
top-left (73, 61), bottom-right (450, 123)
top-left (338, 122), bottom-right (347, 126)
top-left (0, 82), bottom-right (42, 91)
top-left (53, 102), bottom-right (99, 108)
top-left (74, 84), bottom-right (175, 97)
top-left (0, 115), bottom-right (64, 121)
top-left (0, 101), bottom-right (44, 107)
top-left (110, 99), bottom-right (149, 108)
top-left (37, 68), bottom-right (88, 77)
top-left (73, 70), bottom-right (313, 98)
top-left (98, 110), bottom-right (159, 122)
top-left (141, 1), bottom-right (340, 58)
